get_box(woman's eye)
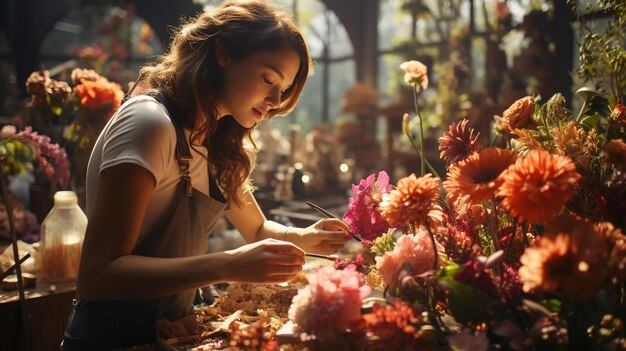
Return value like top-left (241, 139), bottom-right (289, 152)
top-left (262, 76), bottom-right (273, 85)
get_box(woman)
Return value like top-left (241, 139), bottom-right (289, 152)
top-left (62, 1), bottom-right (349, 349)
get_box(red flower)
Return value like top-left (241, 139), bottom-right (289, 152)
top-left (610, 104), bottom-right (626, 125)
top-left (438, 119), bottom-right (480, 167)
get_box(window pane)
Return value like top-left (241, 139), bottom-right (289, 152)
top-left (378, 0), bottom-right (412, 51)
top-left (39, 6), bottom-right (164, 81)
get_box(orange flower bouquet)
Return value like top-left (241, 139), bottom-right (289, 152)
top-left (285, 67), bottom-right (625, 351)
top-left (23, 68), bottom-right (124, 192)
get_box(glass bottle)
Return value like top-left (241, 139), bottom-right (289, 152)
top-left (40, 191), bottom-right (87, 283)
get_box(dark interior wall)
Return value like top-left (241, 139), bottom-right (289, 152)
top-left (0, 0), bottom-right (202, 95)
top-left (321, 0), bottom-right (378, 87)
top-left (1, 0), bottom-right (75, 95)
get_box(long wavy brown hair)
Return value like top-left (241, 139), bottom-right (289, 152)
top-left (137, 0), bottom-right (310, 207)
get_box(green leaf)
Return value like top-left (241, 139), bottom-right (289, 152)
top-left (580, 113), bottom-right (601, 129)
top-left (541, 298), bottom-right (561, 313)
top-left (445, 279), bottom-right (494, 324)
top-left (437, 264), bottom-right (495, 324)
top-left (575, 87), bottom-right (601, 99)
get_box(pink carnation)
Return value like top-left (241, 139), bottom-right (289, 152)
top-left (288, 264), bottom-right (370, 340)
top-left (376, 229), bottom-right (437, 287)
top-left (342, 171), bottom-right (394, 241)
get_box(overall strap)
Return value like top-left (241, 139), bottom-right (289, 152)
top-left (143, 90), bottom-right (194, 197)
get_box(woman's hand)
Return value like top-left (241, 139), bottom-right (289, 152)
top-left (288, 218), bottom-right (350, 255)
top-left (223, 239), bottom-right (305, 284)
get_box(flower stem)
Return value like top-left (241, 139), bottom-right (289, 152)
top-left (413, 86), bottom-right (425, 176)
top-left (490, 196), bottom-right (502, 275)
top-left (405, 130), bottom-right (441, 179)
top-left (423, 220), bottom-right (439, 270)
top-left (491, 196), bottom-right (501, 253)
top-left (575, 98), bottom-right (587, 124)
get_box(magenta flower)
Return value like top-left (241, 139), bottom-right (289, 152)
top-left (342, 171), bottom-right (394, 241)
top-left (453, 259), bottom-right (498, 297)
top-left (17, 127), bottom-right (70, 187)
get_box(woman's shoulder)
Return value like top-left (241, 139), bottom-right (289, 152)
top-left (103, 94), bottom-right (178, 142)
top-left (112, 94), bottom-right (175, 129)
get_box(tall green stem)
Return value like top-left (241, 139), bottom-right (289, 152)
top-left (413, 86), bottom-right (425, 176)
top-left (405, 130), bottom-right (441, 179)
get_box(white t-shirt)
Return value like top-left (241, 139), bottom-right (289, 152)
top-left (86, 95), bottom-right (211, 239)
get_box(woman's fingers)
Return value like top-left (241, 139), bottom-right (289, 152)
top-left (261, 239), bottom-right (305, 257)
top-left (312, 231), bottom-right (349, 242)
top-left (317, 218), bottom-right (350, 232)
top-left (267, 252), bottom-right (306, 266)
top-left (307, 240), bottom-right (345, 254)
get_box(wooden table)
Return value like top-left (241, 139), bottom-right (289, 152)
top-left (0, 279), bottom-right (76, 351)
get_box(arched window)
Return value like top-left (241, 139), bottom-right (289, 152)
top-left (39, 5), bottom-right (163, 86)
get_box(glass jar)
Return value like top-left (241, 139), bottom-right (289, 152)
top-left (40, 191), bottom-right (88, 283)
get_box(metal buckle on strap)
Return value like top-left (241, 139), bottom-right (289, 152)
top-left (185, 180), bottom-right (193, 197)
top-left (179, 171), bottom-right (193, 197)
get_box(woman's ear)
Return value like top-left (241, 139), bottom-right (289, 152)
top-left (215, 40), bottom-right (230, 68)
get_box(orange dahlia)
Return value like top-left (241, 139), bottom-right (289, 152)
top-left (379, 173), bottom-right (440, 227)
top-left (74, 78), bottom-right (124, 119)
top-left (503, 96), bottom-right (535, 129)
top-left (518, 215), bottom-right (608, 300)
top-left (498, 149), bottom-right (581, 224)
top-left (443, 148), bottom-right (518, 206)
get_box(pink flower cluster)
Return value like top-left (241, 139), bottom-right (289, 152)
top-left (376, 229), bottom-right (438, 287)
top-left (342, 171), bottom-right (394, 241)
top-left (288, 264), bottom-right (370, 340)
top-left (17, 127), bottom-right (70, 187)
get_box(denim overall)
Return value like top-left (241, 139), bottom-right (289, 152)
top-left (61, 91), bottom-right (228, 350)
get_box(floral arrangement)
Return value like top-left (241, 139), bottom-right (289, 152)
top-left (0, 125), bottom-right (69, 189)
top-left (24, 68), bottom-right (124, 189)
top-left (0, 125), bottom-right (69, 242)
top-left (281, 48), bottom-right (626, 349)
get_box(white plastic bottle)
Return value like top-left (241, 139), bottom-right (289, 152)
top-left (40, 191), bottom-right (88, 283)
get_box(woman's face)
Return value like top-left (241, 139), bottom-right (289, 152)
top-left (218, 48), bottom-right (301, 128)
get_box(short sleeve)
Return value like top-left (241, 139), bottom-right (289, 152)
top-left (99, 96), bottom-right (176, 184)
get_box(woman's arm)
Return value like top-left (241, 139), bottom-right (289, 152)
top-left (224, 189), bottom-right (350, 254)
top-left (78, 164), bottom-right (305, 301)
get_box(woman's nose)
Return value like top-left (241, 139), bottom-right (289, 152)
top-left (266, 87), bottom-right (281, 108)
